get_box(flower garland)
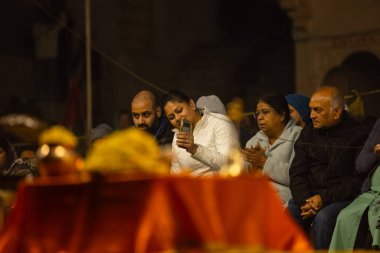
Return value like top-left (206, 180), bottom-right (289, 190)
top-left (84, 128), bottom-right (169, 175)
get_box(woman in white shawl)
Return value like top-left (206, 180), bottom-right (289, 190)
top-left (242, 93), bottom-right (302, 204)
top-left (162, 90), bottom-right (239, 177)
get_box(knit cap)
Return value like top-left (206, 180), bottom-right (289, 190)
top-left (285, 94), bottom-right (311, 124)
top-left (196, 95), bottom-right (227, 115)
top-left (90, 124), bottom-right (113, 144)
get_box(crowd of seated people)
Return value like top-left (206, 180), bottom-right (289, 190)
top-left (0, 85), bottom-right (379, 250)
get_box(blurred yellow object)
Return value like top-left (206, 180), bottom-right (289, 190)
top-left (227, 97), bottom-right (244, 123)
top-left (37, 125), bottom-right (82, 177)
top-left (220, 149), bottom-right (245, 177)
top-left (84, 128), bottom-right (169, 175)
top-left (348, 96), bottom-right (365, 118)
top-left (39, 125), bottom-right (78, 148)
top-left (36, 144), bottom-right (83, 177)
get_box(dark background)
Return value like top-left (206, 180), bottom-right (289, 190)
top-left (1, 0), bottom-right (379, 135)
top-left (0, 0), bottom-right (294, 132)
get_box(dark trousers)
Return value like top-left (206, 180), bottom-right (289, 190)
top-left (354, 208), bottom-right (373, 249)
top-left (287, 199), bottom-right (350, 249)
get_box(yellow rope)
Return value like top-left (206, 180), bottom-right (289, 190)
top-left (344, 88), bottom-right (380, 99)
top-left (345, 88), bottom-right (380, 117)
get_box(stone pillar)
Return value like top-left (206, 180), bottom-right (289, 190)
top-left (280, 0), bottom-right (380, 96)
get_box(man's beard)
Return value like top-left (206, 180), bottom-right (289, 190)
top-left (137, 123), bottom-right (157, 135)
top-left (137, 124), bottom-right (151, 131)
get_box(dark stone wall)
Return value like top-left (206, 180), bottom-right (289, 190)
top-left (0, 0), bottom-right (294, 129)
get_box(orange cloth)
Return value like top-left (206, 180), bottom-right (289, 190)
top-left (0, 176), bottom-right (311, 252)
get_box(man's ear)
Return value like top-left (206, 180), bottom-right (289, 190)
top-left (189, 99), bottom-right (197, 111)
top-left (156, 106), bottom-right (162, 117)
top-left (333, 108), bottom-right (343, 120)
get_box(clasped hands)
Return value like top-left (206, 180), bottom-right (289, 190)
top-left (176, 132), bottom-right (197, 154)
top-left (300, 195), bottom-right (323, 220)
top-left (374, 143), bottom-right (380, 158)
top-left (241, 143), bottom-right (267, 172)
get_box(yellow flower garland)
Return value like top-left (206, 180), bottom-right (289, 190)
top-left (84, 128), bottom-right (169, 175)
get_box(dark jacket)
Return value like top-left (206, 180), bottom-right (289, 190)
top-left (289, 112), bottom-right (373, 207)
top-left (2, 158), bottom-right (38, 177)
top-left (355, 118), bottom-right (380, 193)
top-left (155, 117), bottom-right (174, 146)
top-left (0, 135), bottom-right (38, 177)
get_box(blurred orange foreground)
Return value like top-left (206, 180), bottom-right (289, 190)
top-left (0, 175), bottom-right (311, 253)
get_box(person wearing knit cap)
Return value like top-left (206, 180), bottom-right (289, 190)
top-left (196, 95), bottom-right (227, 115)
top-left (196, 95), bottom-right (251, 148)
top-left (90, 124), bottom-right (113, 144)
top-left (285, 94), bottom-right (311, 128)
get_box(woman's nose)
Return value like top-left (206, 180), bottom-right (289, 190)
top-left (175, 114), bottom-right (182, 121)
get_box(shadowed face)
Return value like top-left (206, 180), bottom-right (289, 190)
top-left (255, 101), bottom-right (285, 137)
top-left (0, 147), bottom-right (6, 169)
top-left (119, 113), bottom-right (130, 130)
top-left (288, 104), bottom-right (304, 127)
top-left (164, 99), bottom-right (198, 129)
top-left (131, 99), bottom-right (160, 132)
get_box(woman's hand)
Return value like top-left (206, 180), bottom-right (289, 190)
top-left (241, 143), bottom-right (267, 170)
top-left (176, 132), bottom-right (198, 154)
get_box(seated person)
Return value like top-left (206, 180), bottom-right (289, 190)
top-left (242, 93), bottom-right (302, 204)
top-left (287, 86), bottom-right (373, 249)
top-left (285, 93), bottom-right (311, 128)
top-left (196, 95), bottom-right (251, 147)
top-left (90, 123), bottom-right (113, 145)
top-left (0, 135), bottom-right (38, 177)
top-left (329, 118), bottom-right (380, 250)
top-left (162, 90), bottom-right (239, 176)
top-left (131, 90), bottom-right (174, 146)
top-left (196, 95), bottom-right (226, 115)
top-left (115, 109), bottom-right (131, 130)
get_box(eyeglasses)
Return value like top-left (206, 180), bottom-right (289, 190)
top-left (254, 109), bottom-right (276, 118)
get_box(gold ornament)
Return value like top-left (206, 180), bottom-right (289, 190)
top-left (36, 125), bottom-right (82, 177)
top-left (36, 144), bottom-right (83, 177)
top-left (39, 125), bottom-right (78, 148)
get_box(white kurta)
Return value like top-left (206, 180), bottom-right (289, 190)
top-left (171, 108), bottom-right (240, 176)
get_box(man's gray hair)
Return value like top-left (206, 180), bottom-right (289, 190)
top-left (330, 88), bottom-right (345, 109)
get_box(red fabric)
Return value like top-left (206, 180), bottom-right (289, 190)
top-left (0, 176), bottom-right (311, 253)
